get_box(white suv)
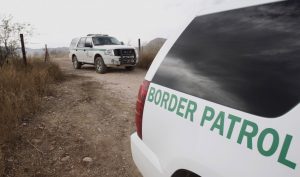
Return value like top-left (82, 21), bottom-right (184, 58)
top-left (131, 0), bottom-right (300, 177)
top-left (69, 34), bottom-right (137, 73)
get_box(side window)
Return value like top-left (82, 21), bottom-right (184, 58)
top-left (77, 37), bottom-right (86, 48)
top-left (85, 37), bottom-right (93, 47)
top-left (153, 1), bottom-right (300, 118)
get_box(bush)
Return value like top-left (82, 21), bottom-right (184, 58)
top-left (0, 59), bottom-right (63, 144)
top-left (137, 46), bottom-right (160, 69)
top-left (137, 38), bottom-right (166, 69)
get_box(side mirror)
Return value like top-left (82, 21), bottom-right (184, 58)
top-left (120, 41), bottom-right (124, 45)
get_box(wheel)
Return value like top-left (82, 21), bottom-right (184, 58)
top-left (72, 55), bottom-right (82, 69)
top-left (95, 56), bottom-right (107, 74)
top-left (172, 170), bottom-right (200, 177)
top-left (125, 66), bottom-right (135, 71)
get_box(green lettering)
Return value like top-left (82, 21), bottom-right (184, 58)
top-left (160, 92), bottom-right (170, 109)
top-left (278, 134), bottom-right (296, 169)
top-left (227, 114), bottom-right (242, 139)
top-left (184, 100), bottom-right (197, 122)
top-left (168, 94), bottom-right (178, 112)
top-left (210, 111), bottom-right (225, 136)
top-left (257, 128), bottom-right (279, 157)
top-left (147, 87), bottom-right (155, 102)
top-left (237, 120), bottom-right (258, 149)
top-left (200, 106), bottom-right (215, 126)
top-left (176, 97), bottom-right (188, 118)
top-left (154, 90), bottom-right (162, 105)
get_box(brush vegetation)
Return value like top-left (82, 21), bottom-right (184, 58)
top-left (137, 38), bottom-right (166, 69)
top-left (0, 59), bottom-right (63, 144)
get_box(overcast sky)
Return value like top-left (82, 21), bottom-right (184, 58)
top-left (0, 0), bottom-right (198, 48)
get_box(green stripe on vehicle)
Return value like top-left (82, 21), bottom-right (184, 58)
top-left (147, 86), bottom-right (297, 170)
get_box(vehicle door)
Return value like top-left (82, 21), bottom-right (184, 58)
top-left (84, 37), bottom-right (94, 63)
top-left (76, 37), bottom-right (87, 62)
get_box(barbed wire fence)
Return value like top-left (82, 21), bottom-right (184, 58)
top-left (44, 44), bottom-right (50, 62)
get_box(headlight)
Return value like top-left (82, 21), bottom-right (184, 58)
top-left (104, 49), bottom-right (114, 56)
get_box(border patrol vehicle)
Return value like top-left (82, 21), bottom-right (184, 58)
top-left (131, 0), bottom-right (300, 176)
top-left (69, 34), bottom-right (137, 73)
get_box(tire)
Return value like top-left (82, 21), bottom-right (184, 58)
top-left (172, 170), bottom-right (200, 177)
top-left (95, 56), bottom-right (107, 74)
top-left (72, 55), bottom-right (82, 69)
top-left (125, 66), bottom-right (135, 71)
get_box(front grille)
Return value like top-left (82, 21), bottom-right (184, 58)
top-left (114, 49), bottom-right (136, 57)
top-left (114, 49), bottom-right (136, 65)
top-left (120, 58), bottom-right (136, 65)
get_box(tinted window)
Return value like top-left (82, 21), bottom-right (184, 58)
top-left (153, 1), bottom-right (300, 118)
top-left (92, 37), bottom-right (121, 45)
top-left (77, 37), bottom-right (86, 48)
top-left (85, 37), bottom-right (93, 47)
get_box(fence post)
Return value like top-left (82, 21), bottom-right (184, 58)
top-left (44, 44), bottom-right (50, 62)
top-left (20, 34), bottom-right (27, 65)
top-left (138, 38), bottom-right (141, 61)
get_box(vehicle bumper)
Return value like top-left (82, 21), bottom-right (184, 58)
top-left (104, 56), bottom-right (137, 67)
top-left (131, 133), bottom-right (164, 177)
top-left (106, 63), bottom-right (136, 67)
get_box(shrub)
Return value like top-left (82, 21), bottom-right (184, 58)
top-left (137, 46), bottom-right (159, 69)
top-left (0, 59), bottom-right (63, 144)
top-left (137, 38), bottom-right (166, 69)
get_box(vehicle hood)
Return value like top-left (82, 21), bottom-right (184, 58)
top-left (93, 45), bottom-right (135, 50)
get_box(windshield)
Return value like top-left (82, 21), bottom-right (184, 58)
top-left (92, 37), bottom-right (121, 45)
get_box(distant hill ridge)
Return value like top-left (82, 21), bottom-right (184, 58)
top-left (144, 38), bottom-right (166, 49)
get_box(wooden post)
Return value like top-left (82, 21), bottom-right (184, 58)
top-left (44, 44), bottom-right (50, 62)
top-left (20, 34), bottom-right (27, 65)
top-left (138, 38), bottom-right (141, 61)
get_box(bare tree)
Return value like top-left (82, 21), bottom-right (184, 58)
top-left (0, 15), bottom-right (33, 66)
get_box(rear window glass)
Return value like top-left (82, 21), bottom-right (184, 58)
top-left (77, 37), bottom-right (86, 48)
top-left (152, 1), bottom-right (300, 118)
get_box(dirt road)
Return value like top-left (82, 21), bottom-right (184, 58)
top-left (3, 58), bottom-right (146, 177)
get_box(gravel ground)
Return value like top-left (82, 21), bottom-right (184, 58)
top-left (2, 57), bottom-right (146, 177)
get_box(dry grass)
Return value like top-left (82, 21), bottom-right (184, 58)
top-left (137, 38), bottom-right (165, 69)
top-left (137, 46), bottom-right (159, 69)
top-left (0, 59), bottom-right (63, 144)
